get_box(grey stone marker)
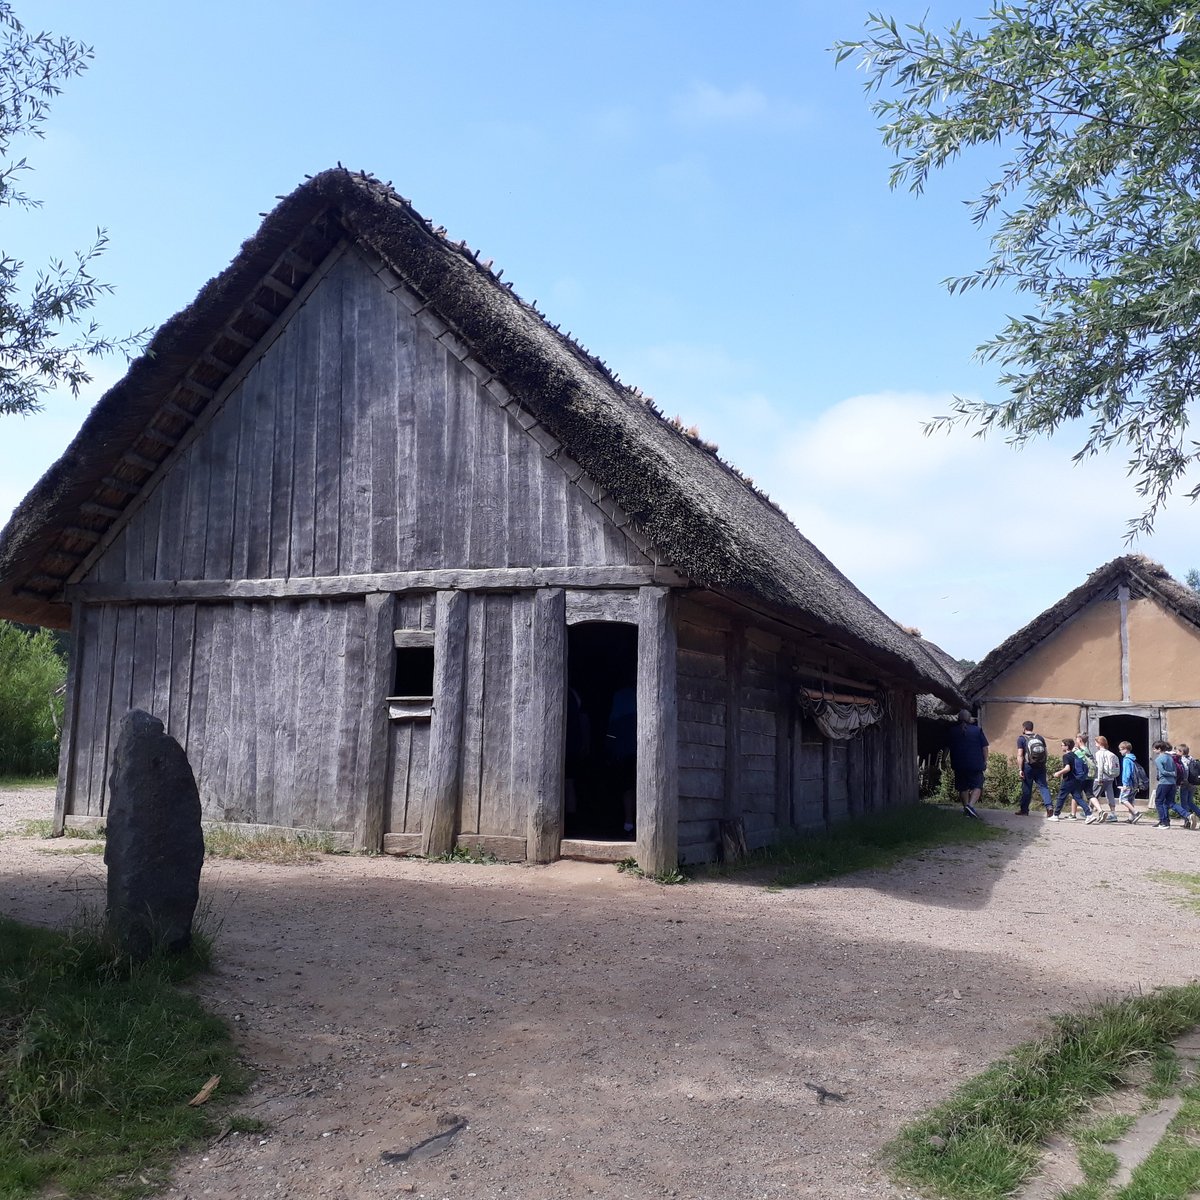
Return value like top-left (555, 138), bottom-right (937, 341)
top-left (104, 709), bottom-right (204, 961)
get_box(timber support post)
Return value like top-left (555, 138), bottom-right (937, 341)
top-left (527, 588), bottom-right (566, 863)
top-left (636, 585), bottom-right (678, 875)
top-left (53, 600), bottom-right (83, 836)
top-left (354, 592), bottom-right (396, 851)
top-left (421, 590), bottom-right (468, 857)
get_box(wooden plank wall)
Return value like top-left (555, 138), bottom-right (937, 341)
top-left (85, 248), bottom-right (648, 589)
top-left (68, 598), bottom-right (367, 831)
top-left (385, 593), bottom-right (436, 835)
top-left (674, 597), bottom-right (921, 863)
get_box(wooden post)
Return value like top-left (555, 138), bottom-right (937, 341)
top-left (354, 592), bottom-right (396, 851)
top-left (527, 588), bottom-right (566, 863)
top-left (421, 590), bottom-right (468, 857)
top-left (52, 601), bottom-right (84, 836)
top-left (636, 586), bottom-right (678, 875)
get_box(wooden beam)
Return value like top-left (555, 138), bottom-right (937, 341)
top-left (62, 526), bottom-right (102, 545)
top-left (80, 501), bottom-right (124, 521)
top-left (564, 588), bottom-right (639, 626)
top-left (354, 592), bottom-right (396, 852)
top-left (723, 622), bottom-right (744, 830)
top-left (393, 629), bottom-right (435, 648)
top-left (52, 601), bottom-right (83, 836)
top-left (635, 586), bottom-right (678, 875)
top-left (121, 451), bottom-right (161, 474)
top-left (527, 588), bottom-right (566, 863)
top-left (421, 590), bottom-right (469, 858)
top-left (67, 564), bottom-right (684, 604)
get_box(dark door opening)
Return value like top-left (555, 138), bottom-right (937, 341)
top-left (565, 622), bottom-right (638, 840)
top-left (1098, 714), bottom-right (1150, 796)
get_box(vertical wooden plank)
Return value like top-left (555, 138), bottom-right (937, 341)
top-left (131, 483), bottom-right (162, 582)
top-left (245, 356), bottom-right (276, 579)
top-left (101, 606), bottom-right (139, 816)
top-left (130, 604), bottom-right (157, 715)
top-left (466, 374), bottom-right (505, 568)
top-left (202, 393), bottom-right (239, 581)
top-left (386, 720), bottom-right (413, 833)
top-left (636, 586), bottom-right (678, 875)
top-left (352, 595), bottom-right (396, 849)
top-left (1118, 583), bottom-right (1131, 702)
top-left (822, 739), bottom-right (832, 830)
top-left (290, 295), bottom-right (321, 578)
top-left (226, 602), bottom-right (258, 823)
top-left (291, 600), bottom-right (329, 828)
top-left (406, 725), bottom-right (430, 832)
top-left (340, 254), bottom-right (373, 575)
top-left (153, 468), bottom-right (184, 581)
top-left (724, 626), bottom-right (744, 825)
top-left (313, 258), bottom-right (344, 576)
top-left (508, 590), bottom-right (535, 836)
top-left (179, 439), bottom-right (211, 579)
top-left (421, 590), bottom-right (469, 856)
top-left (527, 588), bottom-right (565, 863)
top-left (775, 669), bottom-right (792, 829)
top-left (503, 417), bottom-right (529, 567)
top-left (250, 601), bottom-right (276, 822)
top-left (334, 602), bottom-right (365, 833)
top-left (478, 594), bottom-right (516, 834)
top-left (370, 282), bottom-right (408, 573)
top-left (168, 603), bottom-right (195, 749)
top-left (271, 602), bottom-right (301, 822)
top-left (186, 604), bottom-right (214, 807)
top-left (269, 315), bottom-right (297, 578)
top-left (230, 361), bottom-right (261, 581)
top-left (83, 605), bottom-right (118, 816)
top-left (412, 333), bottom-right (446, 565)
top-left (441, 354), bottom-right (473, 567)
top-left (202, 605), bottom-right (235, 817)
top-left (458, 592), bottom-right (487, 834)
top-left (52, 602), bottom-right (84, 835)
top-left (152, 607), bottom-right (174, 733)
top-left (566, 490), bottom-right (606, 567)
top-left (539, 469), bottom-right (569, 567)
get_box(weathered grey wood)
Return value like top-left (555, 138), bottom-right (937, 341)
top-left (1119, 586), bottom-right (1131, 702)
top-left (250, 602), bottom-right (275, 821)
top-left (467, 355), bottom-right (505, 568)
top-left (635, 586), bottom-right (678, 875)
top-left (68, 564), bottom-right (680, 604)
top-left (455, 834), bottom-right (527, 862)
top-left (776, 675), bottom-right (793, 828)
top-left (69, 243), bottom-right (351, 589)
top-left (679, 767), bottom-right (724, 800)
top-left (269, 308), bottom-right (298, 578)
top-left (291, 601), bottom-right (328, 829)
top-left (202, 403), bottom-right (237, 581)
top-left (458, 594), bottom-right (487, 834)
top-left (559, 837), bottom-right (635, 863)
top-left (313, 259), bottom-right (344, 577)
top-left (386, 720), bottom-right (413, 832)
top-left (383, 831), bottom-right (423, 855)
top-left (226, 601), bottom-right (258, 823)
top-left (355, 595), bottom-right (393, 849)
top-left (679, 720), bottom-right (725, 747)
top-left (290, 294), bottom-right (321, 578)
top-left (526, 588), bottom-right (566, 863)
top-left (724, 625), bottom-right (743, 826)
top-left (53, 601), bottom-right (84, 835)
top-left (479, 595), bottom-right (519, 836)
top-left (201, 605), bottom-right (234, 818)
top-left (333, 603), bottom-right (365, 833)
top-left (564, 589), bottom-right (639, 626)
top-left (393, 629), bottom-right (435, 648)
top-left (421, 590), bottom-right (469, 857)
top-left (202, 819), bottom-right (355, 851)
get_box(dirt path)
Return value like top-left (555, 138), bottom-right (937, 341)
top-left (3, 789), bottom-right (1199, 1200)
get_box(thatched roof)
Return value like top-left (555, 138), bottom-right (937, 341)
top-left (910, 635), bottom-right (966, 720)
top-left (0, 168), bottom-right (961, 703)
top-left (961, 555), bottom-right (1199, 698)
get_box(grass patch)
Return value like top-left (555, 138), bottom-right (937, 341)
top-left (1155, 870), bottom-right (1200, 914)
top-left (39, 842), bottom-right (105, 856)
top-left (0, 913), bottom-right (246, 1199)
top-left (616, 857), bottom-right (688, 885)
top-left (1119, 1078), bottom-right (1200, 1198)
top-left (713, 802), bottom-right (1001, 888)
top-left (431, 843), bottom-right (498, 865)
top-left (888, 984), bottom-right (1200, 1200)
top-left (202, 826), bottom-right (334, 863)
top-left (0, 775), bottom-right (57, 791)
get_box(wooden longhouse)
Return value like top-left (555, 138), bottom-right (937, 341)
top-left (0, 169), bottom-right (961, 872)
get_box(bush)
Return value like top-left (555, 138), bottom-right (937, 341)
top-left (0, 621), bottom-right (67, 777)
top-left (982, 753), bottom-right (1022, 808)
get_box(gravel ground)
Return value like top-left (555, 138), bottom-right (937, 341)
top-left (2, 787), bottom-right (1198, 1200)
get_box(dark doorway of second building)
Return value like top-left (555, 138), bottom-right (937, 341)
top-left (565, 621), bottom-right (638, 840)
top-left (1098, 714), bottom-right (1150, 796)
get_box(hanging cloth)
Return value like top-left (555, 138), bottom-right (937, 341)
top-left (798, 685), bottom-right (884, 740)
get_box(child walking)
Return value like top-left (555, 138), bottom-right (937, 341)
top-left (1118, 742), bottom-right (1143, 823)
top-left (1093, 735), bottom-right (1121, 822)
top-left (1151, 741), bottom-right (1191, 828)
top-left (1055, 738), bottom-right (1096, 822)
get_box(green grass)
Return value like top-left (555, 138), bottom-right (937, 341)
top-left (1155, 870), bottom-right (1200, 914)
top-left (0, 775), bottom-right (57, 790)
top-left (712, 802), bottom-right (1002, 888)
top-left (431, 842), bottom-right (498, 865)
top-left (1117, 1078), bottom-right (1200, 1198)
top-left (0, 914), bottom-right (246, 1199)
top-left (202, 826), bottom-right (335, 863)
top-left (616, 856), bottom-right (688, 884)
top-left (888, 984), bottom-right (1200, 1200)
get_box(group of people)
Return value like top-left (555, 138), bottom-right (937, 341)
top-left (945, 711), bottom-right (1200, 829)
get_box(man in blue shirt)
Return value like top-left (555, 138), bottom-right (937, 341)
top-left (946, 709), bottom-right (988, 819)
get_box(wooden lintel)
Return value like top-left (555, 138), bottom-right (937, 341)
top-left (986, 695), bottom-right (1199, 709)
top-left (67, 564), bottom-right (686, 604)
top-left (393, 629), bottom-right (436, 648)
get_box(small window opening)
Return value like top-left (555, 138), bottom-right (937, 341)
top-left (393, 646), bottom-right (435, 697)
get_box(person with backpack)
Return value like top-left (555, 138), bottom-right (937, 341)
top-left (1054, 738), bottom-right (1096, 822)
top-left (1151, 740), bottom-right (1191, 828)
top-left (1176, 743), bottom-right (1200, 830)
top-left (1093, 734), bottom-right (1122, 822)
top-left (1016, 720), bottom-right (1052, 816)
top-left (1070, 731), bottom-right (1097, 819)
top-left (1118, 741), bottom-right (1146, 823)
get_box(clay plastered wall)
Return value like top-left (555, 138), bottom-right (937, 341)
top-left (987, 599), bottom-right (1121, 702)
top-left (1127, 598), bottom-right (1200, 702)
top-left (982, 702), bottom-right (1083, 762)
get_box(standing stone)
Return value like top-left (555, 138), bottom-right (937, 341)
top-left (104, 709), bottom-right (204, 960)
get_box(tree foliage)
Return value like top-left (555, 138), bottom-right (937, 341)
top-left (0, 2), bottom-right (140, 416)
top-left (0, 619), bottom-right (65, 776)
top-left (837, 3), bottom-right (1200, 534)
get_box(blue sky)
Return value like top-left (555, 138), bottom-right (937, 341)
top-left (3, 0), bottom-right (1196, 661)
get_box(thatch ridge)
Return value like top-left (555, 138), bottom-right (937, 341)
top-left (961, 554), bottom-right (1199, 697)
top-left (0, 168), bottom-right (960, 702)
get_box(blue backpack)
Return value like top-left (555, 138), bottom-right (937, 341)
top-left (1072, 754), bottom-right (1089, 780)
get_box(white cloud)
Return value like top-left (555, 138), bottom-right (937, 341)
top-left (670, 82), bottom-right (810, 130)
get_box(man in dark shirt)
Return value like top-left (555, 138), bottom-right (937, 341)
top-left (946, 709), bottom-right (988, 819)
top-left (1017, 720), bottom-right (1052, 817)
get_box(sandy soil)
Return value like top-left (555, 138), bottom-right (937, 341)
top-left (2, 788), bottom-right (1199, 1200)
